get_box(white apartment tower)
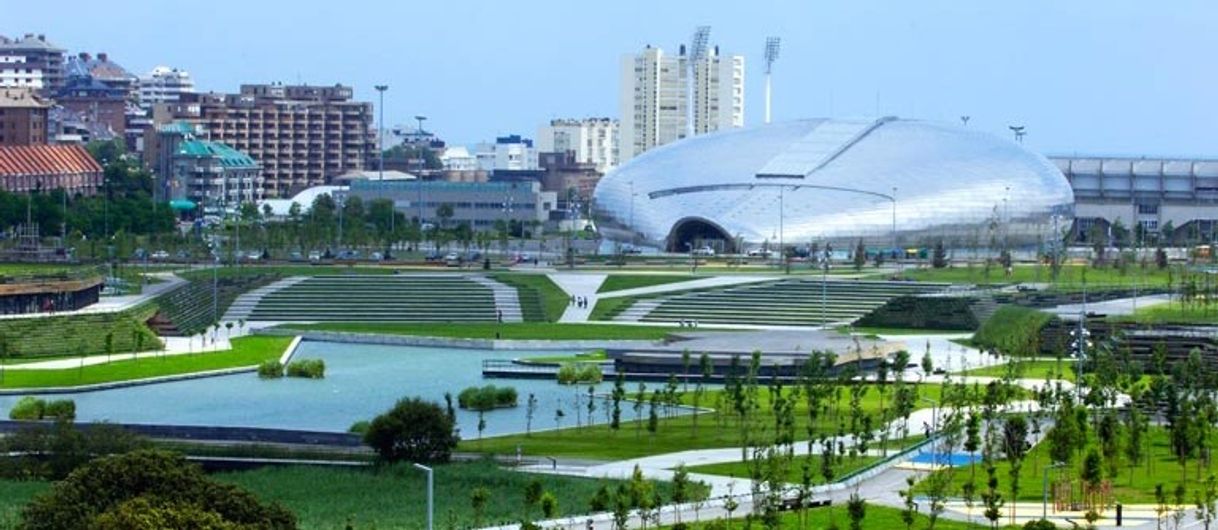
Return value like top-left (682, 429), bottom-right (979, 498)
top-left (138, 66), bottom-right (196, 108)
top-left (536, 118), bottom-right (620, 172)
top-left (619, 44), bottom-right (744, 161)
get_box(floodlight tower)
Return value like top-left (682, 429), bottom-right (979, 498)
top-left (687, 25), bottom-right (711, 137)
top-left (764, 37), bottom-right (781, 124)
top-left (1008, 125), bottom-right (1026, 143)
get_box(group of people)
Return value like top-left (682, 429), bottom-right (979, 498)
top-left (569, 295), bottom-right (589, 309)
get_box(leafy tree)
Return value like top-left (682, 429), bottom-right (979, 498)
top-left (471, 486), bottom-right (490, 527)
top-left (899, 475), bottom-right (917, 530)
top-left (846, 492), bottom-right (866, 530)
top-left (1199, 474), bottom-right (1218, 530)
top-left (525, 393), bottom-right (537, 436)
top-left (18, 450), bottom-right (295, 530)
top-left (363, 397), bottom-right (458, 464)
top-left (540, 491), bottom-right (558, 520)
top-left (932, 239), bottom-right (948, 268)
top-left (853, 240), bottom-right (866, 271)
top-left (523, 479), bottom-right (543, 520)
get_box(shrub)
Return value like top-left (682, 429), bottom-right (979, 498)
top-left (8, 396), bottom-right (44, 420)
top-left (17, 450), bottom-right (296, 530)
top-left (43, 400), bottom-right (75, 421)
top-left (557, 363), bottom-right (603, 385)
top-left (363, 397), bottom-right (459, 464)
top-left (257, 360), bottom-right (284, 378)
top-left (348, 420), bottom-right (370, 435)
top-left (0, 422), bottom-right (147, 480)
top-left (973, 305), bottom-right (1056, 356)
top-left (285, 359), bottom-right (325, 379)
top-left (458, 385), bottom-right (518, 410)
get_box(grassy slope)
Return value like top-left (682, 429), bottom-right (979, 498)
top-left (597, 274), bottom-right (700, 293)
top-left (0, 336), bottom-right (292, 389)
top-left (1113, 302), bottom-right (1218, 325)
top-left (918, 426), bottom-right (1218, 504)
top-left (218, 460), bottom-right (689, 530)
top-left (971, 306), bottom-right (1054, 357)
top-left (660, 504), bottom-right (998, 529)
top-left (897, 263), bottom-right (1175, 289)
top-left (467, 384), bottom-right (947, 461)
top-left (275, 322), bottom-right (680, 340)
top-left (588, 296), bottom-right (638, 321)
top-left (491, 273), bottom-right (568, 322)
top-left (958, 359), bottom-right (1075, 382)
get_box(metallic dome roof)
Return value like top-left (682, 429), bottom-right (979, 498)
top-left (592, 117), bottom-right (1074, 252)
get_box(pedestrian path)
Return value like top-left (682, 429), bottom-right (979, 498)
top-left (3, 334), bottom-right (234, 370)
top-left (548, 273), bottom-right (606, 323)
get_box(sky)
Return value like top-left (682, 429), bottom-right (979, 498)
top-left (4, 0), bottom-right (1216, 156)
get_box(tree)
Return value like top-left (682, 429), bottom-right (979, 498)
top-left (672, 464), bottom-right (690, 525)
top-left (1002, 415), bottom-right (1030, 524)
top-left (1198, 474), bottom-right (1218, 530)
top-left (435, 203), bottom-right (455, 229)
top-left (611, 374), bottom-right (625, 432)
top-left (899, 475), bottom-right (917, 530)
top-left (363, 397), bottom-right (458, 464)
top-left (847, 492), bottom-right (866, 530)
top-left (853, 240), bottom-right (866, 271)
top-left (921, 349), bottom-right (934, 375)
top-left (471, 487), bottom-right (490, 527)
top-left (540, 491), bottom-right (559, 520)
top-left (18, 450), bottom-right (295, 530)
top-left (1081, 449), bottom-right (1104, 510)
top-left (525, 393), bottom-right (538, 436)
top-left (524, 479), bottom-right (544, 520)
top-left (932, 239), bottom-right (948, 268)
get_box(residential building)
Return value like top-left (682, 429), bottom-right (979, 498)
top-left (536, 118), bottom-right (619, 172)
top-left (345, 179), bottom-right (556, 230)
top-left (53, 74), bottom-right (128, 139)
top-left (440, 146), bottom-right (478, 171)
top-left (619, 44), bottom-right (744, 161)
top-left (65, 53), bottom-right (137, 99)
top-left (474, 135), bottom-right (538, 172)
top-left (0, 144), bottom-right (103, 194)
top-left (137, 66), bottom-right (195, 108)
top-left (0, 34), bottom-right (66, 94)
top-left (154, 83), bottom-right (375, 198)
top-left (148, 121), bottom-right (262, 209)
top-left (0, 88), bottom-right (50, 146)
top-left (538, 151), bottom-right (601, 204)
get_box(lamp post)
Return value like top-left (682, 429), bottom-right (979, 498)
top-left (412, 463), bottom-right (434, 530)
top-left (891, 186), bottom-right (898, 265)
top-left (414, 115), bottom-right (427, 229)
top-left (374, 84), bottom-right (391, 250)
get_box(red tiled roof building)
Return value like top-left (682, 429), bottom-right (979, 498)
top-left (0, 144), bottom-right (103, 194)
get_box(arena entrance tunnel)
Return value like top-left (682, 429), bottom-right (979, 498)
top-left (667, 217), bottom-right (736, 253)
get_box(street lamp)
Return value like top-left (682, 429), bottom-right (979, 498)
top-left (414, 115), bottom-right (427, 228)
top-left (374, 85), bottom-right (392, 252)
top-left (412, 463), bottom-right (434, 530)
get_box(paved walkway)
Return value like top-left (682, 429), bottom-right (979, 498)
top-left (1048, 293), bottom-right (1171, 318)
top-left (548, 273), bottom-right (607, 322)
top-left (0, 271), bottom-right (186, 321)
top-left (4, 334), bottom-right (236, 370)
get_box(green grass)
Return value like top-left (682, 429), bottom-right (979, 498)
top-left (687, 455), bottom-right (882, 483)
top-left (521, 350), bottom-right (607, 364)
top-left (958, 359), bottom-right (1075, 382)
top-left (1112, 302), bottom-right (1218, 325)
top-left (589, 296), bottom-right (640, 321)
top-left (0, 480), bottom-right (46, 527)
top-left (597, 274), bottom-right (700, 293)
top-left (897, 263), bottom-right (1176, 290)
top-left (0, 304), bottom-right (161, 359)
top-left (0, 263), bottom-right (94, 278)
top-left (468, 384), bottom-right (949, 461)
top-left (660, 504), bottom-right (998, 529)
top-left (275, 322), bottom-right (682, 340)
top-left (918, 426), bottom-right (1218, 504)
top-left (177, 265), bottom-right (400, 282)
top-left (839, 326), bottom-right (970, 336)
top-left (972, 306), bottom-right (1055, 356)
top-left (0, 335), bottom-right (292, 389)
top-left (491, 273), bottom-right (568, 322)
top-left (217, 459), bottom-right (693, 530)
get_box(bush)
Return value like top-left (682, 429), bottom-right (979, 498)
top-left (257, 360), bottom-right (284, 379)
top-left (17, 449), bottom-right (297, 530)
top-left (973, 305), bottom-right (1056, 356)
top-left (43, 400), bottom-right (75, 421)
top-left (348, 420), bottom-right (370, 435)
top-left (557, 363), bottom-right (603, 385)
top-left (285, 359), bottom-right (325, 379)
top-left (458, 385), bottom-right (518, 411)
top-left (363, 397), bottom-right (459, 464)
top-left (0, 422), bottom-right (148, 480)
top-left (8, 396), bottom-right (44, 420)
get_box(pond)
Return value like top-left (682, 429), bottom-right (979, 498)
top-left (0, 341), bottom-right (643, 437)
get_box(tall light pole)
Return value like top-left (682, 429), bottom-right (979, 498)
top-left (414, 115), bottom-right (427, 228)
top-left (960, 115), bottom-right (970, 127)
top-left (1008, 125), bottom-right (1026, 143)
top-left (412, 463), bottom-right (433, 530)
top-left (374, 84), bottom-right (391, 251)
top-left (891, 186), bottom-right (898, 263)
top-left (763, 37), bottom-right (781, 124)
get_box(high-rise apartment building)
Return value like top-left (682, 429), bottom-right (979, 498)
top-left (618, 44), bottom-right (744, 161)
top-left (536, 118), bottom-right (619, 173)
top-left (138, 66), bottom-right (195, 108)
top-left (155, 83), bottom-right (374, 198)
top-left (0, 88), bottom-right (50, 146)
top-left (0, 34), bottom-right (65, 94)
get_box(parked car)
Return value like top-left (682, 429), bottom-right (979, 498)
top-left (692, 246), bottom-right (716, 257)
top-left (369, 251), bottom-right (383, 261)
top-left (288, 251), bottom-right (304, 262)
top-left (746, 249), bottom-right (772, 258)
top-left (150, 250), bottom-right (170, 260)
top-left (424, 251), bottom-right (444, 262)
top-left (444, 252), bottom-right (461, 267)
top-left (308, 251), bottom-right (323, 262)
top-left (621, 246), bottom-right (643, 255)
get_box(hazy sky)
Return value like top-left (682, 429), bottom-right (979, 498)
top-left (4, 0), bottom-right (1216, 155)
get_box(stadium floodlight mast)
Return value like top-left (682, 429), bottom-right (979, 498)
top-left (374, 85), bottom-right (392, 250)
top-left (960, 115), bottom-right (970, 126)
top-left (414, 115), bottom-right (427, 231)
top-left (764, 37), bottom-right (781, 124)
top-left (687, 25), bottom-right (711, 138)
top-left (1008, 125), bottom-right (1026, 143)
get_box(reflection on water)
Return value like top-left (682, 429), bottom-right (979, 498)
top-left (0, 341), bottom-right (625, 437)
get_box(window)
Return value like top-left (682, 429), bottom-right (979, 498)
top-left (1137, 203), bottom-right (1159, 215)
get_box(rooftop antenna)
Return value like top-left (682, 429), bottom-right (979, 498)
top-left (764, 37), bottom-right (781, 124)
top-left (687, 25), bottom-right (711, 137)
top-left (1008, 125), bottom-right (1026, 143)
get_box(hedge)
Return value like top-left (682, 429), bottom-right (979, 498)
top-left (972, 305), bottom-right (1056, 356)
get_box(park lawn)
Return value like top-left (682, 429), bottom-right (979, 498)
top-left (686, 455), bottom-right (882, 484)
top-left (468, 384), bottom-right (950, 461)
top-left (598, 274), bottom-right (702, 293)
top-left (898, 263), bottom-right (1174, 290)
top-left (659, 504), bottom-right (998, 529)
top-left (491, 273), bottom-right (569, 322)
top-left (0, 480), bottom-right (46, 527)
top-left (276, 322), bottom-right (683, 340)
top-left (958, 360), bottom-right (1075, 382)
top-left (917, 426), bottom-right (1218, 505)
top-left (589, 296), bottom-right (640, 321)
top-left (522, 350), bottom-right (608, 364)
top-left (0, 263), bottom-right (92, 277)
top-left (217, 459), bottom-right (695, 530)
top-left (0, 336), bottom-right (292, 389)
top-left (1112, 302), bottom-right (1218, 325)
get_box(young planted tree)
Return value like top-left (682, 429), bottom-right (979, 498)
top-left (846, 491), bottom-right (867, 530)
top-left (470, 486), bottom-right (489, 528)
top-left (611, 374), bottom-right (625, 433)
top-left (525, 393), bottom-right (538, 436)
top-left (1002, 415), bottom-right (1030, 524)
